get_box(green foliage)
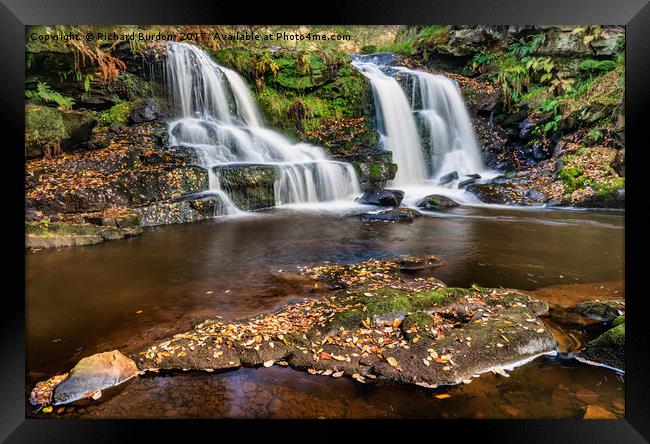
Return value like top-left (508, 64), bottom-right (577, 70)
top-left (587, 128), bottom-right (604, 143)
top-left (579, 59), bottom-right (617, 74)
top-left (557, 165), bottom-right (588, 193)
top-left (508, 32), bottom-right (546, 58)
top-left (360, 45), bottom-right (377, 54)
top-left (25, 82), bottom-right (75, 110)
top-left (97, 101), bottom-right (133, 126)
top-left (25, 104), bottom-right (66, 144)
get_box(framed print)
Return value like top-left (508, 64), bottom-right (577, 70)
top-left (1, 0), bottom-right (648, 441)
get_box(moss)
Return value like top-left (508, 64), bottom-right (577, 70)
top-left (579, 59), bottom-right (617, 74)
top-left (612, 315), bottom-right (625, 328)
top-left (97, 101), bottom-right (135, 126)
top-left (26, 221), bottom-right (103, 237)
top-left (582, 323), bottom-right (625, 370)
top-left (557, 165), bottom-right (588, 194)
top-left (25, 105), bottom-right (66, 145)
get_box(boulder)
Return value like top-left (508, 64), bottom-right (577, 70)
top-left (548, 300), bottom-right (624, 327)
top-left (216, 164), bottom-right (278, 210)
top-left (525, 189), bottom-right (549, 203)
top-left (578, 323), bottom-right (625, 371)
top-left (573, 189), bottom-right (625, 209)
top-left (465, 182), bottom-right (531, 205)
top-left (357, 208), bottom-right (422, 223)
top-left (130, 98), bottom-right (164, 123)
top-left (52, 350), bottom-right (139, 406)
top-left (437, 171), bottom-right (459, 186)
top-left (458, 178), bottom-right (477, 189)
top-left (136, 194), bottom-right (224, 226)
top-left (416, 194), bottom-right (460, 210)
top-left (356, 188), bottom-right (404, 207)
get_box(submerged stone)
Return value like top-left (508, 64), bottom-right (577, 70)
top-left (52, 350), bottom-right (139, 406)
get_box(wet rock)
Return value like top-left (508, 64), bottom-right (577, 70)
top-left (52, 350), bottom-right (139, 406)
top-left (352, 158), bottom-right (398, 190)
top-left (358, 207), bottom-right (422, 223)
top-left (214, 164), bottom-right (277, 210)
top-left (548, 300), bottom-right (624, 327)
top-left (465, 182), bottom-right (531, 205)
top-left (437, 171), bottom-right (459, 186)
top-left (573, 189), bottom-right (625, 209)
top-left (458, 178), bottom-right (477, 189)
top-left (395, 255), bottom-right (445, 273)
top-left (136, 194), bottom-right (224, 227)
top-left (519, 118), bottom-right (541, 140)
top-left (130, 98), bottom-right (164, 123)
top-left (532, 143), bottom-right (551, 161)
top-left (525, 189), bottom-right (549, 203)
top-left (578, 322), bottom-right (624, 371)
top-left (39, 256), bottom-right (557, 398)
top-left (356, 188), bottom-right (404, 207)
top-left (574, 300), bottom-right (625, 323)
top-left (25, 222), bottom-right (142, 249)
top-left (416, 194), bottom-right (460, 210)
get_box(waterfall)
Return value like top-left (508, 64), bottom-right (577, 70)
top-left (164, 42), bottom-right (361, 213)
top-left (351, 61), bottom-right (427, 187)
top-left (404, 68), bottom-right (484, 179)
top-left (353, 55), bottom-right (488, 194)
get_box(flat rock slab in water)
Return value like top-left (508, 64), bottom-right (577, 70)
top-left (548, 300), bottom-right (624, 326)
top-left (132, 256), bottom-right (557, 388)
top-left (357, 208), bottom-right (422, 223)
top-left (51, 350), bottom-right (139, 406)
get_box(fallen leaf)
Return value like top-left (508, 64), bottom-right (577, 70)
top-left (435, 394), bottom-right (451, 399)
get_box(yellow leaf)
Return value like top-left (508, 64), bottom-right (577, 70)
top-left (387, 356), bottom-right (398, 367)
top-left (435, 394), bottom-right (451, 399)
top-left (263, 360), bottom-right (274, 367)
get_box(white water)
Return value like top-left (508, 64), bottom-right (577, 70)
top-left (351, 61), bottom-right (427, 187)
top-left (353, 56), bottom-right (496, 205)
top-left (165, 42), bottom-right (361, 213)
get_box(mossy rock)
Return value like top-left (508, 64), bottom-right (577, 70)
top-left (25, 104), bottom-right (97, 157)
top-left (580, 323), bottom-right (625, 371)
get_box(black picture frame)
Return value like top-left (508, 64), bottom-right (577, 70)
top-left (2, 0), bottom-right (647, 441)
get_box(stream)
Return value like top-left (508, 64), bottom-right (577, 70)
top-left (26, 205), bottom-right (624, 418)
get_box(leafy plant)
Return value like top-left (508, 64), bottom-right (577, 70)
top-left (571, 25), bottom-right (602, 45)
top-left (25, 82), bottom-right (75, 110)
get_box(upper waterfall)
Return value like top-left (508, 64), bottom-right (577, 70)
top-left (352, 55), bottom-right (488, 192)
top-left (164, 42), bottom-right (361, 211)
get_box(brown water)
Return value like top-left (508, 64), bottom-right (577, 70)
top-left (26, 205), bottom-right (625, 418)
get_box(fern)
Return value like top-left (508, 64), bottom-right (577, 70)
top-left (25, 82), bottom-right (75, 110)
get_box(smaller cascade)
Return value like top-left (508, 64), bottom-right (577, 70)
top-left (398, 68), bottom-right (484, 181)
top-left (352, 59), bottom-right (427, 187)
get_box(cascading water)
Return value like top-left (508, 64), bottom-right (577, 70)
top-left (352, 54), bottom-right (493, 204)
top-left (165, 42), bottom-right (361, 213)
top-left (351, 61), bottom-right (427, 187)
